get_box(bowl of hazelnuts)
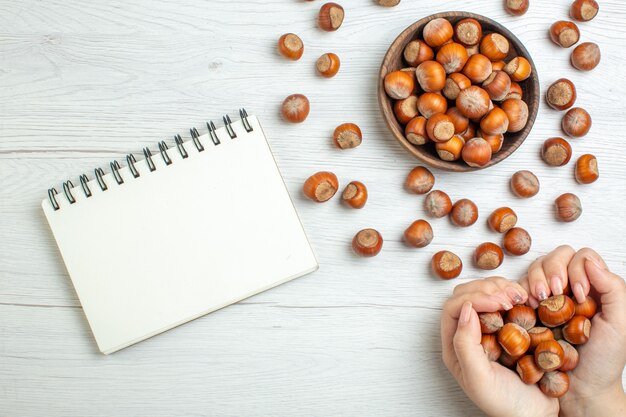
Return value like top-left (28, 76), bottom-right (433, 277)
top-left (379, 12), bottom-right (540, 171)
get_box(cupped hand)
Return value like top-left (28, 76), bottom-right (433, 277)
top-left (520, 246), bottom-right (626, 416)
top-left (441, 277), bottom-right (559, 417)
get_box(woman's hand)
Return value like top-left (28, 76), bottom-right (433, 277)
top-left (441, 277), bottom-right (559, 417)
top-left (520, 246), bottom-right (626, 417)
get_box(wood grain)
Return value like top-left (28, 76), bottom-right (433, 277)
top-left (378, 11), bottom-right (540, 171)
top-left (1, 0), bottom-right (626, 416)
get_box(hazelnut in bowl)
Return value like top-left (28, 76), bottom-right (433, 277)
top-left (379, 12), bottom-right (540, 171)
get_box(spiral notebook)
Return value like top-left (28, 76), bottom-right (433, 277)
top-left (42, 110), bottom-right (318, 354)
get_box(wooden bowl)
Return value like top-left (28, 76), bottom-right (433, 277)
top-left (378, 12), bottom-right (540, 172)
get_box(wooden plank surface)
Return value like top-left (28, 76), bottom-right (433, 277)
top-left (1, 0), bottom-right (625, 415)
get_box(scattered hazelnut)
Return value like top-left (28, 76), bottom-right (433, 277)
top-left (546, 79), bottom-right (577, 111)
top-left (416, 60), bottom-right (447, 92)
top-left (431, 250), bottom-right (463, 279)
top-left (450, 198), bottom-right (479, 227)
top-left (436, 135), bottom-right (465, 161)
top-left (342, 181), bottom-right (368, 208)
top-left (571, 42), bottom-right (601, 71)
top-left (318, 2), bottom-right (344, 31)
top-left (462, 137), bottom-right (492, 167)
top-left (550, 21), bottom-right (580, 48)
top-left (542, 137), bottom-right (572, 167)
top-left (488, 207), bottom-right (518, 233)
top-left (505, 0), bottom-right (530, 16)
top-left (562, 107), bottom-right (592, 137)
top-left (555, 193), bottom-right (582, 222)
top-left (303, 171), bottom-right (338, 202)
top-left (384, 70), bottom-right (416, 100)
top-left (281, 94), bottom-right (310, 123)
top-left (333, 123), bottom-right (362, 149)
top-left (480, 33), bottom-right (510, 61)
top-left (503, 227), bottom-right (532, 256)
top-left (424, 190), bottom-right (453, 218)
top-left (570, 0), bottom-right (599, 21)
top-left (316, 52), bottom-right (341, 77)
top-left (436, 42), bottom-right (469, 74)
top-left (462, 54), bottom-right (493, 83)
top-left (278, 33), bottom-right (304, 60)
top-left (405, 116), bottom-right (429, 145)
top-left (501, 98), bottom-right (529, 132)
top-left (453, 18), bottom-right (482, 47)
top-left (403, 40), bottom-right (434, 67)
top-left (405, 166), bottom-right (435, 194)
top-left (575, 154), bottom-right (599, 184)
top-left (377, 0), bottom-right (401, 6)
top-left (422, 18), bottom-right (454, 48)
top-left (474, 242), bottom-right (504, 270)
top-left (511, 170), bottom-right (540, 198)
top-left (404, 219), bottom-right (434, 248)
top-left (352, 228), bottom-right (383, 257)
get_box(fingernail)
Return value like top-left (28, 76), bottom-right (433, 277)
top-left (536, 283), bottom-right (548, 301)
top-left (528, 297), bottom-right (539, 309)
top-left (587, 256), bottom-right (607, 271)
top-left (460, 301), bottom-right (472, 325)
top-left (489, 293), bottom-right (513, 310)
top-left (573, 283), bottom-right (586, 304)
top-left (550, 276), bottom-right (564, 295)
top-left (506, 287), bottom-right (524, 304)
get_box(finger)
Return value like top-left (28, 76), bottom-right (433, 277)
top-left (541, 245), bottom-right (576, 296)
top-left (519, 275), bottom-right (539, 308)
top-left (584, 258), bottom-right (626, 325)
top-left (528, 256), bottom-right (550, 301)
top-left (567, 247), bottom-right (605, 303)
top-left (452, 277), bottom-right (528, 306)
top-left (453, 302), bottom-right (493, 385)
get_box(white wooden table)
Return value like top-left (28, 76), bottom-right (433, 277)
top-left (1, 0), bottom-right (625, 415)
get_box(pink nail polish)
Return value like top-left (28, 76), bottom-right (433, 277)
top-left (550, 276), bottom-right (563, 295)
top-left (528, 297), bottom-right (539, 309)
top-left (506, 287), bottom-right (524, 304)
top-left (536, 283), bottom-right (548, 301)
top-left (460, 301), bottom-right (472, 325)
top-left (573, 283), bottom-right (586, 304)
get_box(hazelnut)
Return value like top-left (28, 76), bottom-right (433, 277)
top-left (491, 60), bottom-right (506, 71)
top-left (422, 18), bottom-right (454, 48)
top-left (504, 82), bottom-right (523, 100)
top-left (456, 86), bottom-right (491, 119)
top-left (488, 207), bottom-right (518, 233)
top-left (505, 0), bottom-right (530, 16)
top-left (462, 54), bottom-right (493, 83)
top-left (571, 42), bottom-right (601, 71)
top-left (542, 137), bottom-right (572, 167)
top-left (562, 107), bottom-right (592, 137)
top-left (562, 315), bottom-right (591, 345)
top-left (511, 170), bottom-right (540, 198)
top-left (459, 123), bottom-right (477, 142)
top-left (503, 227), bottom-right (532, 256)
top-left (342, 181), bottom-right (368, 208)
top-left (535, 340), bottom-right (565, 372)
top-left (426, 113), bottom-right (455, 142)
top-left (557, 340), bottom-right (579, 371)
top-left (480, 33), bottom-right (510, 61)
top-left (394, 95), bottom-right (419, 124)
top-left (516, 355), bottom-right (544, 384)
top-left (384, 70), bottom-right (416, 100)
top-left (450, 198), bottom-right (478, 227)
top-left (500, 98), bottom-right (528, 133)
top-left (574, 296), bottom-right (597, 318)
top-left (333, 123), bottom-right (362, 149)
top-left (424, 190), bottom-right (453, 218)
top-left (418, 92), bottom-right (448, 118)
top-left (352, 229), bottom-right (383, 257)
top-left (482, 71), bottom-right (512, 101)
top-left (570, 0), bottom-right (599, 21)
top-left (453, 18), bottom-right (482, 47)
top-left (436, 42), bottom-right (469, 74)
top-left (480, 107), bottom-right (510, 135)
top-left (431, 250), bottom-right (463, 279)
top-left (528, 327), bottom-right (555, 352)
top-left (416, 61), bottom-right (447, 92)
top-left (404, 219), bottom-right (434, 248)
top-left (303, 171), bottom-right (338, 202)
top-left (318, 2), bottom-right (344, 31)
top-left (555, 193), bottom-right (582, 222)
top-left (436, 135), bottom-right (465, 161)
top-left (446, 107), bottom-right (470, 134)
top-left (504, 56), bottom-right (532, 82)
top-left (316, 52), bottom-right (341, 77)
top-left (546, 79), bottom-right (577, 111)
top-left (474, 242), bottom-right (504, 270)
top-left (405, 166), bottom-right (435, 194)
top-left (550, 21), bottom-right (580, 48)
top-left (538, 295), bottom-right (576, 327)
top-left (482, 334), bottom-right (503, 362)
top-left (575, 154), bottom-right (599, 184)
top-left (539, 371), bottom-right (570, 398)
top-left (479, 311), bottom-right (504, 334)
top-left (278, 33), bottom-right (304, 60)
top-left (377, 0), bottom-right (401, 6)
top-left (462, 137), bottom-right (492, 168)
top-left (480, 131), bottom-right (504, 153)
top-left (443, 73), bottom-right (472, 100)
top-left (281, 94), bottom-right (310, 123)
top-left (403, 40), bottom-right (434, 67)
top-left (498, 322), bottom-right (531, 357)
top-left (405, 116), bottom-right (429, 145)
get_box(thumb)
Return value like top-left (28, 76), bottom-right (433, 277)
top-left (585, 259), bottom-right (626, 325)
top-left (453, 302), bottom-right (493, 384)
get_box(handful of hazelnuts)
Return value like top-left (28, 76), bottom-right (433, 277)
top-left (480, 292), bottom-right (597, 398)
top-left (383, 17), bottom-right (532, 167)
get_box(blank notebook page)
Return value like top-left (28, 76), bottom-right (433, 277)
top-left (42, 115), bottom-right (318, 354)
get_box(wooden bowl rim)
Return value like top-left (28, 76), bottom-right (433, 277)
top-left (378, 11), bottom-right (540, 172)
